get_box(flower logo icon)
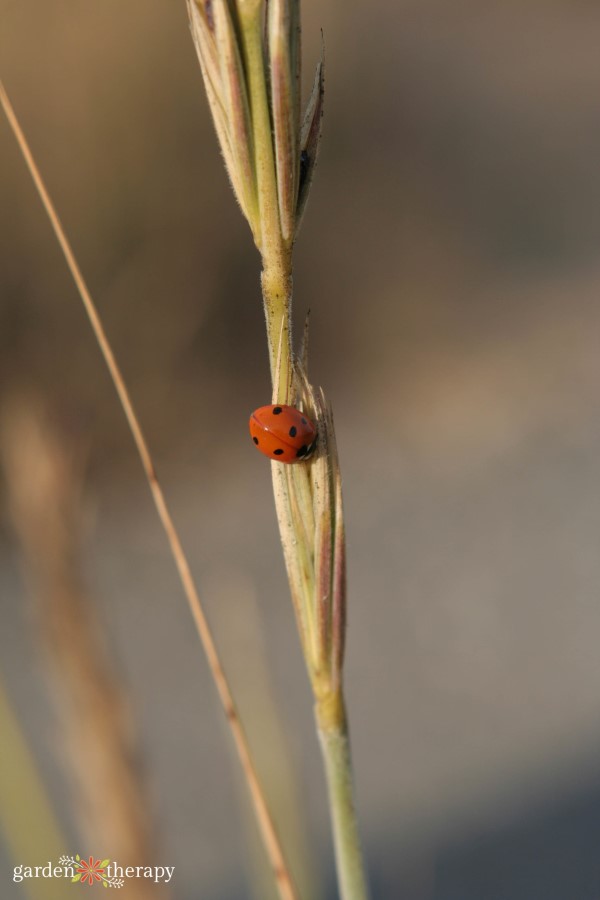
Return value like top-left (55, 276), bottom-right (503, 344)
top-left (75, 857), bottom-right (108, 886)
top-left (59, 854), bottom-right (122, 887)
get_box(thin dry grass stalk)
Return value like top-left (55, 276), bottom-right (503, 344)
top-left (0, 395), bottom-right (167, 899)
top-left (0, 80), bottom-right (298, 900)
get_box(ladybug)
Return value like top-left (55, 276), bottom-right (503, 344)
top-left (249, 404), bottom-right (317, 463)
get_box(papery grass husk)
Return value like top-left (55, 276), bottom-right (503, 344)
top-left (188, 0), bottom-right (259, 233)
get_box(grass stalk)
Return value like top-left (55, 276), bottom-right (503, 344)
top-left (316, 695), bottom-right (370, 900)
top-left (186, 3), bottom-right (372, 896)
top-left (261, 262), bottom-right (293, 405)
top-left (0, 79), bottom-right (298, 900)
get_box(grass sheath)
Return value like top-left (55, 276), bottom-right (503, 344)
top-left (187, 3), bottom-right (371, 898)
top-left (0, 79), bottom-right (299, 900)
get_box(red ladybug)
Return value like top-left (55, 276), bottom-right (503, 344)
top-left (249, 404), bottom-right (317, 463)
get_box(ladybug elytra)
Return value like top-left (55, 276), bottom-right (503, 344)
top-left (249, 404), bottom-right (317, 463)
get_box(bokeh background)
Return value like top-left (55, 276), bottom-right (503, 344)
top-left (2, 1), bottom-right (600, 897)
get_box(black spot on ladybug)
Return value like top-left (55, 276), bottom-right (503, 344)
top-left (289, 426), bottom-right (297, 438)
top-left (273, 448), bottom-right (284, 456)
top-left (301, 417), bottom-right (307, 425)
top-left (296, 445), bottom-right (308, 458)
top-left (273, 407), bottom-right (282, 415)
top-left (253, 437), bottom-right (259, 445)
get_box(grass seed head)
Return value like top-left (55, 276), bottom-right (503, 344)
top-left (187, 0), bottom-right (323, 249)
top-left (274, 365), bottom-right (347, 699)
top-left (189, 1), bottom-right (344, 700)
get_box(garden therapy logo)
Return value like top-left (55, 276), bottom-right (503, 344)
top-left (13, 855), bottom-right (175, 887)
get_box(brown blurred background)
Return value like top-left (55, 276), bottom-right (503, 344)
top-left (2, 1), bottom-right (600, 897)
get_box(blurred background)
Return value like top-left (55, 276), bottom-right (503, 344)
top-left (2, 0), bottom-right (600, 897)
